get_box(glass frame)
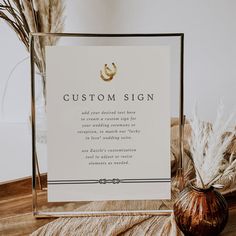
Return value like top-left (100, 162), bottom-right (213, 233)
top-left (30, 32), bottom-right (184, 218)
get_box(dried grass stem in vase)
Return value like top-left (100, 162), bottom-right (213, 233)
top-left (0, 0), bottom-right (65, 92)
top-left (189, 102), bottom-right (236, 189)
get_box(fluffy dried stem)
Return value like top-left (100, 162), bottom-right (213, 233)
top-left (0, 0), bottom-right (64, 87)
top-left (189, 102), bottom-right (236, 189)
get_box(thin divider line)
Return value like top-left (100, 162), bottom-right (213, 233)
top-left (48, 178), bottom-right (170, 182)
top-left (48, 178), bottom-right (171, 185)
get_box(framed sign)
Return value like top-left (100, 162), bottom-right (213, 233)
top-left (30, 33), bottom-right (184, 218)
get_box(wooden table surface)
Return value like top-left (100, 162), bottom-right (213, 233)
top-left (0, 177), bottom-right (236, 236)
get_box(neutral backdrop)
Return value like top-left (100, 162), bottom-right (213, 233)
top-left (0, 0), bottom-right (236, 181)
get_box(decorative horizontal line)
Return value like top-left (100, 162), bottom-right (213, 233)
top-left (48, 178), bottom-right (171, 185)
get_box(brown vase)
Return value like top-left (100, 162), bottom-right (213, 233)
top-left (174, 183), bottom-right (228, 236)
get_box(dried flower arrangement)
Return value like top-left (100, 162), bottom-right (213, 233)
top-left (0, 0), bottom-right (65, 89)
top-left (189, 102), bottom-right (236, 189)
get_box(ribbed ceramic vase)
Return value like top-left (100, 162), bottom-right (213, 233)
top-left (174, 183), bottom-right (228, 236)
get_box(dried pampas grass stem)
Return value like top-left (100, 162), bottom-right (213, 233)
top-left (189, 102), bottom-right (236, 189)
top-left (0, 0), bottom-right (65, 76)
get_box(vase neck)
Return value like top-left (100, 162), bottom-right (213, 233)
top-left (190, 182), bottom-right (214, 193)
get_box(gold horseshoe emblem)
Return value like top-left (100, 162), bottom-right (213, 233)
top-left (100, 63), bottom-right (117, 81)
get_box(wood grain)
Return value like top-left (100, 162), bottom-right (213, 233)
top-left (0, 175), bottom-right (51, 236)
top-left (0, 176), bottom-right (235, 236)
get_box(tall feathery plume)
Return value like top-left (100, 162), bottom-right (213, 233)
top-left (202, 102), bottom-right (235, 185)
top-left (0, 0), bottom-right (30, 50)
top-left (189, 105), bottom-right (209, 188)
top-left (189, 102), bottom-right (236, 189)
top-left (21, 0), bottom-right (43, 72)
top-left (0, 0), bottom-right (65, 87)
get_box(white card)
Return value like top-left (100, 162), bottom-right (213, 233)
top-left (46, 46), bottom-right (171, 202)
